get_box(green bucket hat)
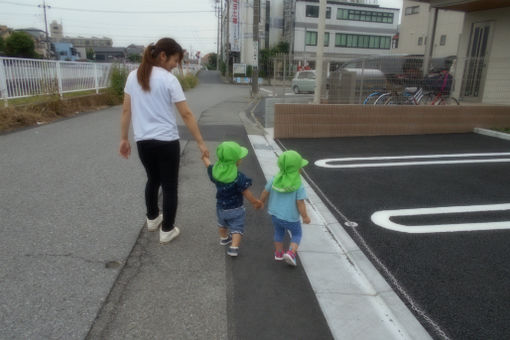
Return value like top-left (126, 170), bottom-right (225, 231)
top-left (212, 141), bottom-right (249, 183)
top-left (272, 150), bottom-right (309, 193)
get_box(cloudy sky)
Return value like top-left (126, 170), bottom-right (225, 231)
top-left (0, 0), bottom-right (402, 55)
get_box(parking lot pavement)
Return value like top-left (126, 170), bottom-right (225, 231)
top-left (278, 133), bottom-right (510, 340)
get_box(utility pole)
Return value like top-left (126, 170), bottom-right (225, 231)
top-left (251, 0), bottom-right (260, 96)
top-left (38, 0), bottom-right (51, 59)
top-left (225, 0), bottom-right (230, 79)
top-left (216, 0), bottom-right (220, 70)
top-left (313, 0), bottom-right (327, 104)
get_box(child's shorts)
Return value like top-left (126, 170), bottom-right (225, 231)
top-left (217, 206), bottom-right (246, 235)
top-left (271, 215), bottom-right (302, 244)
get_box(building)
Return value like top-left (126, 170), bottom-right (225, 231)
top-left (52, 42), bottom-right (79, 61)
top-left (221, 0), bottom-right (399, 72)
top-left (417, 0), bottom-right (510, 105)
top-left (288, 0), bottom-right (400, 70)
top-left (93, 47), bottom-right (126, 62)
top-left (392, 0), bottom-right (464, 57)
top-left (50, 21), bottom-right (113, 61)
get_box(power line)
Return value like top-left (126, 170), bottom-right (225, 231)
top-left (0, 1), bottom-right (215, 14)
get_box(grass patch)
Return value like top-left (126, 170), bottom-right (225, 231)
top-left (177, 73), bottom-right (199, 91)
top-left (5, 89), bottom-right (108, 106)
top-left (0, 92), bottom-right (122, 133)
top-left (492, 127), bottom-right (510, 134)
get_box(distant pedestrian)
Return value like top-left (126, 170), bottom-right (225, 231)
top-left (259, 150), bottom-right (311, 266)
top-left (119, 37), bottom-right (209, 244)
top-left (201, 141), bottom-right (263, 257)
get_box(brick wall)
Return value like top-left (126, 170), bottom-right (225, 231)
top-left (274, 104), bottom-right (510, 138)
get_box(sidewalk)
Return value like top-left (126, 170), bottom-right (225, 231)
top-left (86, 80), bottom-right (333, 339)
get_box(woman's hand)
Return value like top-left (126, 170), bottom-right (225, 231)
top-left (119, 139), bottom-right (131, 159)
top-left (199, 143), bottom-right (209, 160)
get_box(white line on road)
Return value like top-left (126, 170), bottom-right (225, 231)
top-left (371, 203), bottom-right (510, 233)
top-left (315, 152), bottom-right (510, 168)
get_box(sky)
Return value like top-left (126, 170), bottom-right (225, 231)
top-left (0, 0), bottom-right (402, 55)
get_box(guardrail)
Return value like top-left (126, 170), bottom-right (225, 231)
top-left (0, 57), bottom-right (202, 107)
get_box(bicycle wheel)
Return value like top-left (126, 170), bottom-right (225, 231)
top-left (374, 93), bottom-right (391, 105)
top-left (363, 92), bottom-right (382, 105)
top-left (443, 96), bottom-right (460, 105)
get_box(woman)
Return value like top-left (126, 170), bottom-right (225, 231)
top-left (119, 37), bottom-right (209, 244)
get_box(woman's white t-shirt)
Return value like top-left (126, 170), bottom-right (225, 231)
top-left (124, 66), bottom-right (186, 142)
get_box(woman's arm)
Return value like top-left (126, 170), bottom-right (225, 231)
top-left (175, 101), bottom-right (209, 159)
top-left (119, 94), bottom-right (132, 159)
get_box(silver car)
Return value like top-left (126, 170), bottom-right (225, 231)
top-left (291, 70), bottom-right (317, 94)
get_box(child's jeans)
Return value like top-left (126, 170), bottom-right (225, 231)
top-left (271, 215), bottom-right (302, 244)
top-left (217, 206), bottom-right (246, 235)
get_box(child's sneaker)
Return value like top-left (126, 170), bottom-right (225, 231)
top-left (274, 250), bottom-right (284, 261)
top-left (227, 246), bottom-right (239, 257)
top-left (283, 250), bottom-right (297, 266)
top-left (220, 234), bottom-right (232, 246)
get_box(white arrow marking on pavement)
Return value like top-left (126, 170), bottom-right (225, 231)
top-left (371, 203), bottom-right (510, 233)
top-left (315, 152), bottom-right (510, 168)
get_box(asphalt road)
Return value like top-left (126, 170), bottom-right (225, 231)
top-left (0, 70), bottom-right (332, 339)
top-left (278, 133), bottom-right (510, 340)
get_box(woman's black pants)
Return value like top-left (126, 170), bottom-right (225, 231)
top-left (136, 139), bottom-right (180, 232)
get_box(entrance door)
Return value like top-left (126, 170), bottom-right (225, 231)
top-left (461, 22), bottom-right (492, 101)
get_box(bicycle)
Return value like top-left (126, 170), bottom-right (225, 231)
top-left (372, 86), bottom-right (425, 105)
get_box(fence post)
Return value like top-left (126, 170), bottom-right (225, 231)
top-left (94, 64), bottom-right (99, 94)
top-left (56, 61), bottom-right (63, 98)
top-left (0, 58), bottom-right (8, 107)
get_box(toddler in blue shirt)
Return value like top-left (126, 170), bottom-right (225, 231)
top-left (260, 150), bottom-right (310, 266)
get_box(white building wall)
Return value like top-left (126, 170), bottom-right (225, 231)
top-left (454, 7), bottom-right (510, 104)
top-left (394, 0), bottom-right (463, 57)
top-left (293, 1), bottom-right (399, 63)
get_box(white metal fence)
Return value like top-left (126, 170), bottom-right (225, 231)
top-left (0, 57), bottom-right (140, 104)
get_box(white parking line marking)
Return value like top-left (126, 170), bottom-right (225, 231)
top-left (371, 203), bottom-right (510, 233)
top-left (315, 152), bottom-right (510, 168)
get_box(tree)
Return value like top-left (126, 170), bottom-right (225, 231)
top-left (86, 48), bottom-right (95, 60)
top-left (0, 36), bottom-right (5, 53)
top-left (207, 53), bottom-right (217, 70)
top-left (5, 31), bottom-right (37, 58)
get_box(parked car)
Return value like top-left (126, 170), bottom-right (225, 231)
top-left (291, 70), bottom-right (330, 94)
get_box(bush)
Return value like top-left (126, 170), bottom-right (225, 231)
top-left (109, 64), bottom-right (129, 97)
top-left (177, 74), bottom-right (199, 91)
top-left (219, 59), bottom-right (226, 76)
top-left (5, 31), bottom-right (37, 58)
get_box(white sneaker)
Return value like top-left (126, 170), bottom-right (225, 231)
top-left (147, 214), bottom-right (163, 232)
top-left (160, 227), bottom-right (180, 244)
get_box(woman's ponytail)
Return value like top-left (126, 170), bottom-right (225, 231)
top-left (137, 43), bottom-right (157, 91)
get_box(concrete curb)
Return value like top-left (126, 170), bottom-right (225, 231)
top-left (247, 130), bottom-right (432, 340)
top-left (474, 127), bottom-right (510, 141)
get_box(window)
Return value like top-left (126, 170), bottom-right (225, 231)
top-left (405, 6), bottom-right (420, 15)
top-left (307, 5), bottom-right (330, 18)
top-left (335, 33), bottom-right (391, 49)
top-left (306, 5), bottom-right (319, 18)
top-left (305, 31), bottom-right (318, 46)
top-left (418, 37), bottom-right (423, 46)
top-left (337, 8), bottom-right (393, 24)
top-left (440, 34), bottom-right (447, 46)
top-left (324, 32), bottom-right (330, 47)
